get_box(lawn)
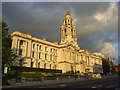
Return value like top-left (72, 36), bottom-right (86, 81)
top-left (7, 70), bottom-right (75, 79)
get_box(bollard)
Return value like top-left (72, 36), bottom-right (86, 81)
top-left (68, 76), bottom-right (71, 79)
top-left (21, 77), bottom-right (26, 83)
top-left (56, 77), bottom-right (59, 81)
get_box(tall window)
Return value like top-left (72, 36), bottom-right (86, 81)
top-left (39, 45), bottom-right (41, 50)
top-left (51, 48), bottom-right (52, 53)
top-left (50, 64), bottom-right (51, 69)
top-left (45, 47), bottom-right (47, 51)
top-left (50, 55), bottom-right (52, 60)
top-left (33, 44), bottom-right (35, 48)
top-left (44, 63), bottom-right (46, 69)
top-left (68, 19), bottom-right (69, 22)
top-left (31, 62), bottom-right (33, 68)
top-left (19, 49), bottom-right (22, 55)
top-left (65, 20), bottom-right (66, 24)
top-left (20, 40), bottom-right (23, 45)
top-left (65, 29), bottom-right (66, 36)
top-left (39, 53), bottom-right (41, 59)
top-left (32, 51), bottom-right (34, 57)
top-left (45, 54), bottom-right (47, 60)
top-left (71, 29), bottom-right (73, 35)
top-left (38, 62), bottom-right (40, 68)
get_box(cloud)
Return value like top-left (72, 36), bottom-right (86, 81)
top-left (2, 2), bottom-right (118, 64)
top-left (100, 42), bottom-right (118, 64)
top-left (100, 43), bottom-right (117, 57)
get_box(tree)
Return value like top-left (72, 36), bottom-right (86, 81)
top-left (102, 58), bottom-right (115, 75)
top-left (2, 20), bottom-right (16, 74)
top-left (102, 58), bottom-right (110, 75)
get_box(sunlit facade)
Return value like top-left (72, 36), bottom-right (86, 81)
top-left (10, 12), bottom-right (104, 73)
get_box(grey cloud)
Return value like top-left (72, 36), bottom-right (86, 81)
top-left (2, 2), bottom-right (118, 64)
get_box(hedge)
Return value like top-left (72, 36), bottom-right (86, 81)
top-left (10, 66), bottom-right (62, 73)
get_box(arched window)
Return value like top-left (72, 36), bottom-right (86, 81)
top-left (68, 19), bottom-right (69, 22)
top-left (65, 20), bottom-right (66, 24)
top-left (38, 62), bottom-right (40, 68)
top-left (65, 29), bottom-right (66, 36)
top-left (71, 29), bottom-right (73, 35)
top-left (44, 63), bottom-right (46, 69)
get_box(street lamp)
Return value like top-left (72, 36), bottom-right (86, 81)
top-left (74, 46), bottom-right (79, 80)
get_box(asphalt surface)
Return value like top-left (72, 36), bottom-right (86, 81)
top-left (33, 76), bottom-right (120, 89)
top-left (2, 76), bottom-right (120, 90)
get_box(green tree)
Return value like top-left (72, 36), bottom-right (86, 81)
top-left (2, 20), bottom-right (16, 74)
top-left (102, 58), bottom-right (110, 75)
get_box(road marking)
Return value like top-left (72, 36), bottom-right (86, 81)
top-left (59, 84), bottom-right (67, 87)
top-left (91, 85), bottom-right (103, 88)
top-left (91, 86), bottom-right (96, 88)
top-left (97, 85), bottom-right (103, 87)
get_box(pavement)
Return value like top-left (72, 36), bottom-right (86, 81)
top-left (2, 74), bottom-right (119, 89)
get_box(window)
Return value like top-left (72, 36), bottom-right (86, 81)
top-left (54, 49), bottom-right (55, 52)
top-left (44, 63), bottom-right (46, 69)
top-left (68, 19), bottom-right (69, 22)
top-left (65, 29), bottom-right (66, 36)
top-left (71, 29), bottom-right (73, 35)
top-left (65, 20), bottom-right (66, 24)
top-left (33, 44), bottom-right (35, 48)
top-left (32, 51), bottom-right (34, 57)
top-left (45, 54), bottom-right (47, 60)
top-left (45, 47), bottom-right (47, 51)
top-left (51, 48), bottom-right (52, 53)
top-left (19, 49), bottom-right (22, 55)
top-left (31, 62), bottom-right (33, 68)
top-left (39, 53), bottom-right (41, 59)
top-left (50, 55), bottom-right (52, 60)
top-left (55, 65), bottom-right (56, 69)
top-left (37, 45), bottom-right (39, 50)
top-left (20, 40), bottom-right (23, 45)
top-left (38, 62), bottom-right (40, 68)
top-left (50, 64), bottom-right (51, 69)
top-left (39, 45), bottom-right (41, 50)
top-left (65, 29), bottom-right (66, 33)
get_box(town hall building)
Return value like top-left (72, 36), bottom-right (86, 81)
top-left (10, 12), bottom-right (104, 73)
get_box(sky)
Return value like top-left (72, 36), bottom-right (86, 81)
top-left (2, 2), bottom-right (119, 65)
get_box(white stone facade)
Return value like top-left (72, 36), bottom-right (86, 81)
top-left (10, 12), bottom-right (104, 73)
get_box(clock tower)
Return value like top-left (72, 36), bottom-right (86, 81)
top-left (60, 12), bottom-right (78, 46)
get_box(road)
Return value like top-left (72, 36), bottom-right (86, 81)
top-left (33, 76), bottom-right (120, 89)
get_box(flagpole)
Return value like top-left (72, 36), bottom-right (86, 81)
top-left (109, 57), bottom-right (111, 75)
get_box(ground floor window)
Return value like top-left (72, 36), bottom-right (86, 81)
top-left (38, 62), bottom-right (40, 68)
top-left (50, 64), bottom-right (51, 69)
top-left (31, 62), bottom-right (33, 68)
top-left (44, 63), bottom-right (46, 69)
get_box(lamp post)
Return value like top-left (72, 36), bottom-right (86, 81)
top-left (74, 46), bottom-right (79, 80)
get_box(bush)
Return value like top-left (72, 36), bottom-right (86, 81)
top-left (10, 66), bottom-right (62, 73)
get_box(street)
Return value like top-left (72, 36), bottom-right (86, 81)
top-left (2, 75), bottom-right (120, 89)
top-left (33, 76), bottom-right (120, 89)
